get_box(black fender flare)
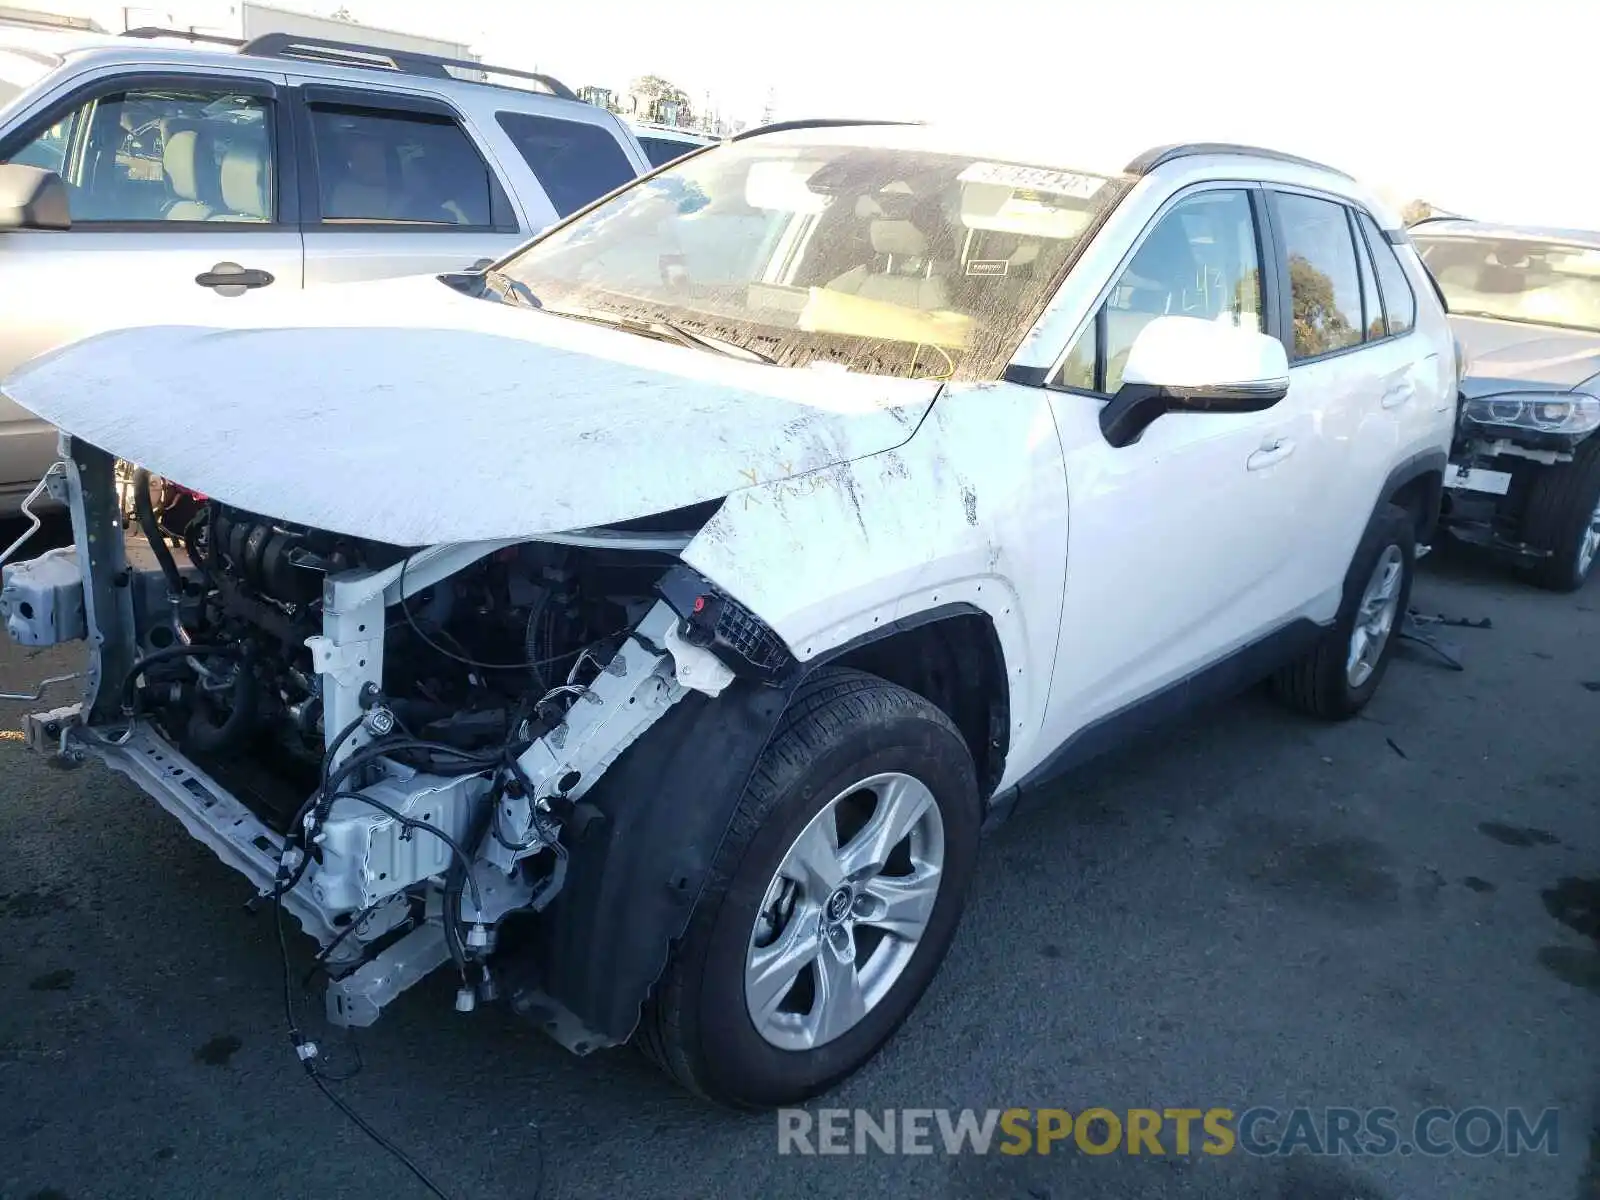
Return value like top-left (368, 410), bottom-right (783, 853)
top-left (506, 675), bottom-right (797, 1049)
top-left (1380, 447), bottom-right (1448, 542)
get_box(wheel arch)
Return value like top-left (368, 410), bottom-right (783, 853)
top-left (1382, 448), bottom-right (1447, 543)
top-left (497, 607), bottom-right (1011, 1053)
top-left (811, 603), bottom-right (1010, 799)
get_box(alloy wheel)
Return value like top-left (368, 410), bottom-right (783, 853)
top-left (744, 772), bottom-right (945, 1051)
top-left (1347, 544), bottom-right (1405, 688)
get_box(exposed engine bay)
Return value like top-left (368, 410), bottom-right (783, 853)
top-left (2, 446), bottom-right (793, 1036)
top-left (152, 487), bottom-right (676, 827)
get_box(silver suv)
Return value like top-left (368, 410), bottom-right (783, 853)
top-left (0, 26), bottom-right (651, 513)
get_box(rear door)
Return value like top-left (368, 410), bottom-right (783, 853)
top-left (293, 84), bottom-right (525, 286)
top-left (1265, 189), bottom-right (1425, 595)
top-left (0, 64), bottom-right (301, 495)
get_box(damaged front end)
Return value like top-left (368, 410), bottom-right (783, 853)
top-left (0, 438), bottom-right (797, 1044)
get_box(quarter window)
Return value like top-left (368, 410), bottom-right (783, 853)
top-left (639, 135), bottom-right (696, 169)
top-left (496, 112), bottom-right (636, 217)
top-left (1055, 189), bottom-right (1262, 393)
top-left (1358, 211), bottom-right (1416, 335)
top-left (2, 87), bottom-right (274, 222)
top-left (308, 103), bottom-right (494, 225)
top-left (1274, 192), bottom-right (1364, 360)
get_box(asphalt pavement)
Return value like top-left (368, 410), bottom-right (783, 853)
top-left (1, 517), bottom-right (1596, 1200)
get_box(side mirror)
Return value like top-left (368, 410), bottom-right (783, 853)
top-left (0, 164), bottom-right (70, 231)
top-left (1100, 315), bottom-right (1289, 448)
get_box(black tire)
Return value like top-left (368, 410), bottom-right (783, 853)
top-left (638, 667), bottom-right (981, 1109)
top-left (1521, 435), bottom-right (1600, 592)
top-left (1272, 503), bottom-right (1416, 720)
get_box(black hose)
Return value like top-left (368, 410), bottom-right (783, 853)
top-left (119, 644), bottom-right (241, 715)
top-left (133, 468), bottom-right (185, 602)
top-left (184, 651), bottom-right (258, 754)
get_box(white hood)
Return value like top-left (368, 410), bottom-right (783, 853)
top-left (0, 275), bottom-right (939, 545)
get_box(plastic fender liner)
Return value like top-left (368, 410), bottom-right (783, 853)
top-left (508, 674), bottom-right (796, 1048)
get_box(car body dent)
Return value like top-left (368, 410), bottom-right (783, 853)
top-left (682, 378), bottom-right (1068, 792)
top-left (0, 276), bottom-right (941, 545)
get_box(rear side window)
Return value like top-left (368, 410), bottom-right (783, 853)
top-left (1273, 191), bottom-right (1363, 361)
top-left (1357, 211), bottom-right (1416, 335)
top-left (496, 112), bottom-right (635, 217)
top-left (639, 135), bottom-right (694, 168)
top-left (307, 103), bottom-right (494, 226)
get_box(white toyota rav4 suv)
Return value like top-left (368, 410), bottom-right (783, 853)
top-left (0, 120), bottom-right (1457, 1109)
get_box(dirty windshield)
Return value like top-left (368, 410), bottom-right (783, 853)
top-left (1415, 233), bottom-right (1600, 333)
top-left (501, 137), bottom-right (1128, 379)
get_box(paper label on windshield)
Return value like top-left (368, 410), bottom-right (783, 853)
top-left (958, 162), bottom-right (1107, 199)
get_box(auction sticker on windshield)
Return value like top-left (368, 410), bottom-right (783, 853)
top-left (957, 161), bottom-right (1109, 199)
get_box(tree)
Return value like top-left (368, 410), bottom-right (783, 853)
top-left (1400, 199), bottom-right (1435, 226)
top-left (329, 6), bottom-right (355, 21)
top-left (1288, 254), bottom-right (1352, 358)
top-left (629, 74), bottom-right (694, 127)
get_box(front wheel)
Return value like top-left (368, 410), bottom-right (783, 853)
top-left (1521, 436), bottom-right (1600, 592)
top-left (639, 668), bottom-right (981, 1108)
top-left (1273, 503), bottom-right (1415, 719)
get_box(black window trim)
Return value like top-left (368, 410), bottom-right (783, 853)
top-left (293, 83), bottom-right (517, 234)
top-left (1352, 207), bottom-right (1418, 344)
top-left (0, 69), bottom-right (296, 231)
top-left (1042, 179), bottom-right (1281, 400)
top-left (1347, 205), bottom-right (1385, 340)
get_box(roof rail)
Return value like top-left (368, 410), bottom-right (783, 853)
top-left (120, 26), bottom-right (577, 100)
top-left (121, 26), bottom-right (245, 48)
top-left (239, 32), bottom-right (576, 99)
top-left (1406, 213), bottom-right (1469, 228)
top-left (732, 117), bottom-right (921, 141)
top-left (1125, 142), bottom-right (1351, 179)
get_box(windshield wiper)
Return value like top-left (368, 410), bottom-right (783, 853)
top-left (542, 307), bottom-right (774, 364)
top-left (482, 267), bottom-right (542, 309)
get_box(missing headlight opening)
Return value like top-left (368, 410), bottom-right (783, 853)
top-left (19, 451), bottom-right (756, 1032)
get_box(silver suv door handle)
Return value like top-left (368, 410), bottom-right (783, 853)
top-left (1247, 437), bottom-right (1295, 471)
top-left (195, 262), bottom-right (275, 296)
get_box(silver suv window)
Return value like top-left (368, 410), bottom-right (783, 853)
top-left (1, 87), bottom-right (274, 222)
top-left (307, 102), bottom-right (494, 225)
top-left (495, 111), bottom-right (636, 218)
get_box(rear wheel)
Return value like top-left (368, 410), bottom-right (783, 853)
top-left (639, 668), bottom-right (980, 1108)
top-left (1273, 503), bottom-right (1415, 719)
top-left (1521, 436), bottom-right (1600, 591)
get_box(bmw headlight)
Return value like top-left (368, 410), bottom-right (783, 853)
top-left (1462, 391), bottom-right (1600, 438)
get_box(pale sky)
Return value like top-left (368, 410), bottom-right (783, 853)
top-left (35, 0), bottom-right (1600, 228)
top-left (360, 0), bottom-right (1600, 229)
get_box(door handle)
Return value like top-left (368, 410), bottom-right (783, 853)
top-left (195, 262), bottom-right (275, 296)
top-left (1381, 380), bottom-right (1415, 410)
top-left (1247, 437), bottom-right (1295, 471)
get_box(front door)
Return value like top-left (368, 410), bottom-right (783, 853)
top-left (1040, 185), bottom-right (1314, 739)
top-left (0, 69), bottom-right (302, 494)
